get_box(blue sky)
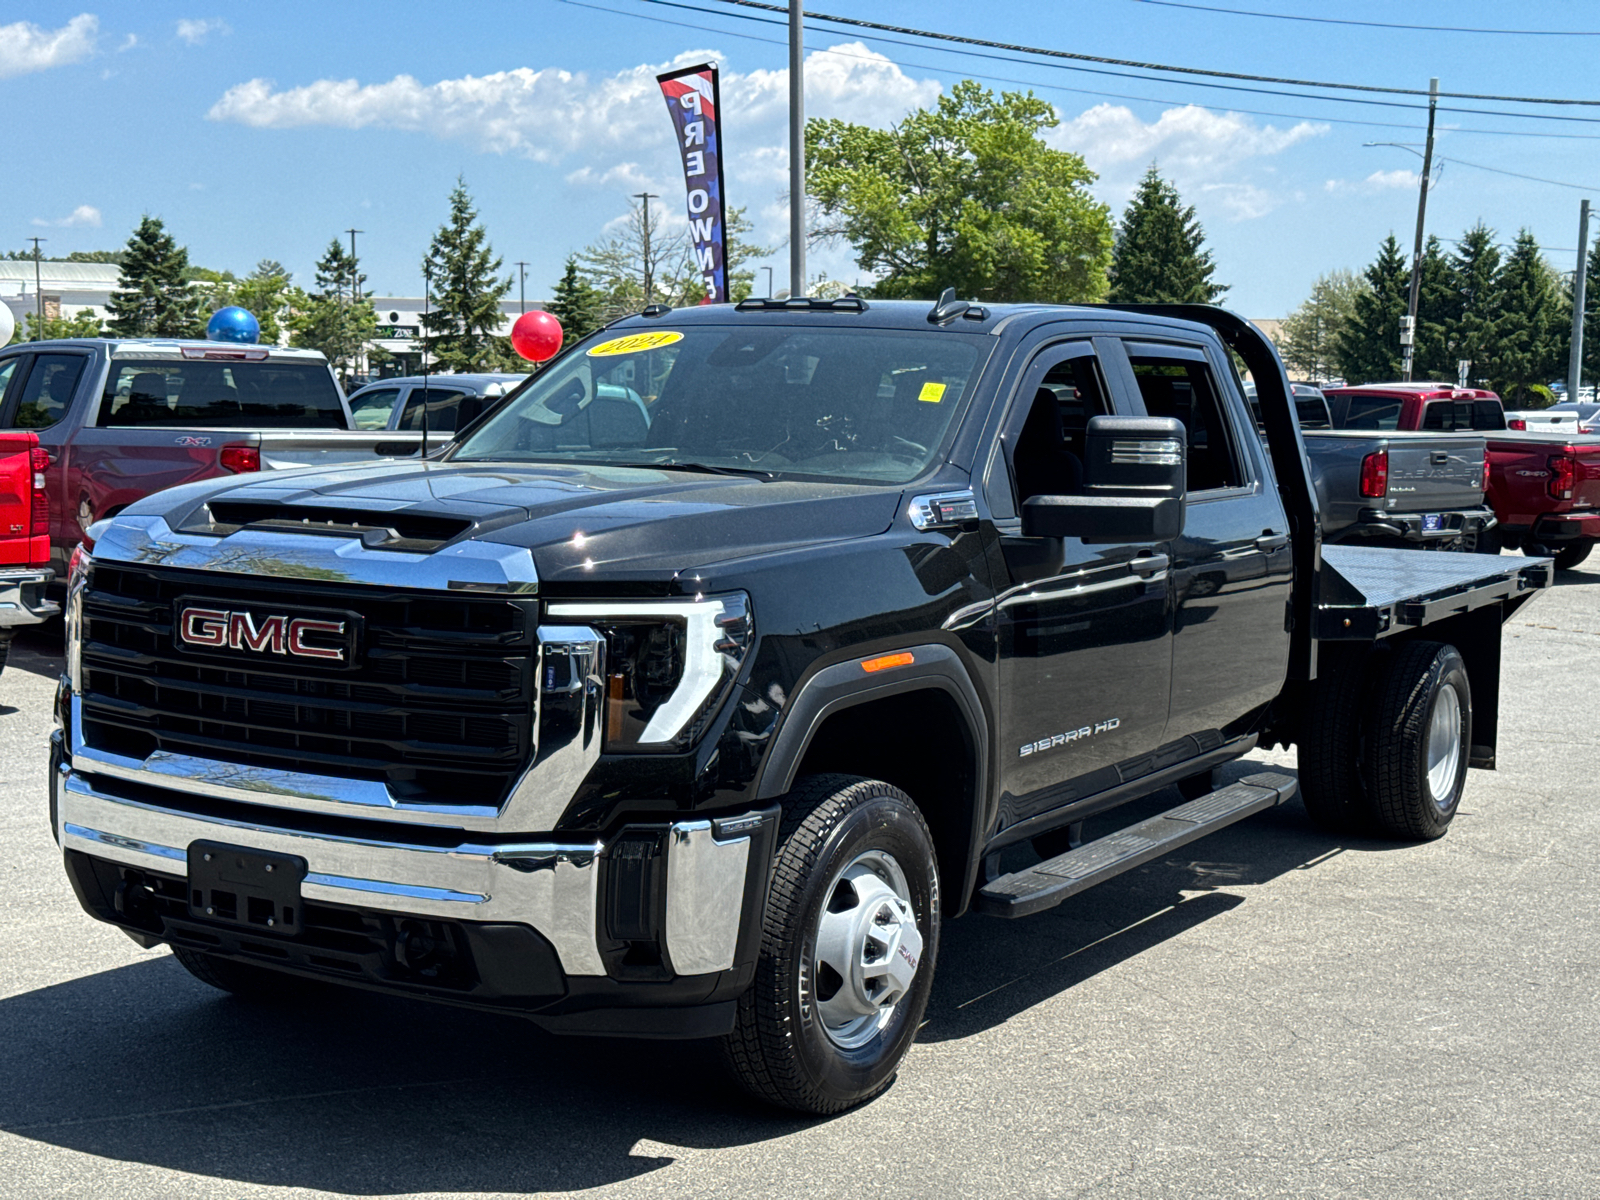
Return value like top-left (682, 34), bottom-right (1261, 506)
top-left (7, 1), bottom-right (1600, 315)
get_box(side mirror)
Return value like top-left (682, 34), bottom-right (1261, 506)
top-left (1020, 415), bottom-right (1187, 544)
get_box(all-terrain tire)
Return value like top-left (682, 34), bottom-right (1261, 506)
top-left (1366, 640), bottom-right (1471, 841)
top-left (1297, 648), bottom-right (1377, 834)
top-left (171, 946), bottom-right (321, 1000)
top-left (1553, 540), bottom-right (1593, 571)
top-left (720, 774), bottom-right (940, 1115)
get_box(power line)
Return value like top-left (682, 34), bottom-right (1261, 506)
top-left (1130, 0), bottom-right (1600, 37)
top-left (1438, 156), bottom-right (1600, 193)
top-left (562, 0), bottom-right (1600, 140)
top-left (699, 0), bottom-right (1600, 107)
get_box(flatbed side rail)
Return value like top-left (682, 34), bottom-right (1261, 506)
top-left (1315, 544), bottom-right (1552, 642)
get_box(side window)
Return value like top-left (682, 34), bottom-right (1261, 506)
top-left (0, 358), bottom-right (21, 424)
top-left (349, 387), bottom-right (403, 430)
top-left (1128, 353), bottom-right (1244, 492)
top-left (1006, 352), bottom-right (1113, 512)
top-left (399, 387), bottom-right (467, 433)
top-left (11, 353), bottom-right (86, 429)
top-left (1343, 396), bottom-right (1402, 431)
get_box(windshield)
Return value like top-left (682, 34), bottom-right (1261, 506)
top-left (100, 359), bottom-right (345, 429)
top-left (449, 326), bottom-right (986, 483)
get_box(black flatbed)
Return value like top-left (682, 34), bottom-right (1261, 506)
top-left (1315, 544), bottom-right (1551, 641)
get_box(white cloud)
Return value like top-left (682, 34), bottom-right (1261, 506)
top-left (1199, 182), bottom-right (1276, 221)
top-left (118, 33), bottom-right (139, 52)
top-left (0, 13), bottom-right (97, 79)
top-left (207, 43), bottom-right (938, 164)
top-left (31, 205), bottom-right (103, 229)
top-left (1325, 168), bottom-right (1419, 194)
top-left (176, 18), bottom-right (230, 46)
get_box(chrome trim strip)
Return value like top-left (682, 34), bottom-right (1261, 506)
top-left (664, 819), bottom-right (752, 976)
top-left (91, 513), bottom-right (539, 594)
top-left (501, 626), bottom-right (605, 831)
top-left (59, 769), bottom-right (606, 976)
top-left (907, 489), bottom-right (978, 532)
top-left (0, 570), bottom-right (58, 629)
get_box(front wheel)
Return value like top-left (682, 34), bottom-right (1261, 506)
top-left (721, 775), bottom-right (940, 1114)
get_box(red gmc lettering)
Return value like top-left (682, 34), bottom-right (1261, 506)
top-left (287, 618), bottom-right (347, 661)
top-left (181, 607), bottom-right (229, 647)
top-left (228, 612), bottom-right (286, 654)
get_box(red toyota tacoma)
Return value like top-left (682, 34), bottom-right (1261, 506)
top-left (0, 427), bottom-right (60, 676)
top-left (1323, 382), bottom-right (1600, 566)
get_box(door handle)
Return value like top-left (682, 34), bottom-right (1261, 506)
top-left (1255, 533), bottom-right (1288, 552)
top-left (1130, 553), bottom-right (1170, 577)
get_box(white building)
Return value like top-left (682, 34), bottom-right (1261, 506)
top-left (0, 261), bottom-right (120, 332)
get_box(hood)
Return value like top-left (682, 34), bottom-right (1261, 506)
top-left (122, 458), bottom-right (902, 586)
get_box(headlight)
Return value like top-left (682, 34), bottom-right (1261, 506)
top-left (546, 593), bottom-right (751, 751)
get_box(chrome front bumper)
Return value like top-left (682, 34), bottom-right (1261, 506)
top-left (0, 569), bottom-right (57, 629)
top-left (57, 762), bottom-right (763, 980)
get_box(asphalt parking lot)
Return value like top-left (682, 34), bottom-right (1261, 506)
top-left (2, 562), bottom-right (1597, 1200)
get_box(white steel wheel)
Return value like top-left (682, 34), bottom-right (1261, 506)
top-left (1367, 640), bottom-right (1472, 841)
top-left (811, 850), bottom-right (924, 1050)
top-left (1425, 683), bottom-right (1463, 811)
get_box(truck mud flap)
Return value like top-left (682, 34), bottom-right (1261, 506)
top-left (974, 772), bottom-right (1298, 919)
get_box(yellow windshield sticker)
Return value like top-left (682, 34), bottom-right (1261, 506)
top-left (586, 331), bottom-right (684, 357)
top-left (918, 382), bottom-right (947, 403)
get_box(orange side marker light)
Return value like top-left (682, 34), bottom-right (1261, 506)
top-left (861, 651), bottom-right (915, 674)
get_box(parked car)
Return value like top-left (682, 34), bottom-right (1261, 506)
top-left (1504, 402), bottom-right (1600, 433)
top-left (0, 426), bottom-right (59, 676)
top-left (54, 299), bottom-right (1552, 1114)
top-left (346, 374), bottom-right (529, 435)
top-left (0, 339), bottom-right (431, 580)
top-left (1247, 382), bottom-right (1492, 548)
top-left (1484, 433), bottom-right (1600, 568)
top-left (1321, 383), bottom-right (1507, 432)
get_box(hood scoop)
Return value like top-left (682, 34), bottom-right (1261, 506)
top-left (188, 501), bottom-right (474, 553)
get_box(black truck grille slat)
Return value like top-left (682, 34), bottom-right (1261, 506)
top-left (81, 564), bottom-right (538, 809)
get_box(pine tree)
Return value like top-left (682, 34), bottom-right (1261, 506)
top-left (1107, 165), bottom-right (1227, 304)
top-left (288, 239), bottom-right (376, 374)
top-left (1492, 229), bottom-right (1564, 403)
top-left (1448, 223), bottom-right (1502, 385)
top-left (546, 257), bottom-right (608, 343)
top-left (1581, 238), bottom-right (1600, 388)
top-left (1336, 233), bottom-right (1408, 384)
top-left (231, 259), bottom-right (294, 345)
top-left (105, 216), bottom-right (204, 338)
top-left (421, 177), bottom-right (513, 372)
top-left (1412, 236), bottom-right (1457, 382)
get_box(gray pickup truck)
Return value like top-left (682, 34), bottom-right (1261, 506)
top-left (1247, 382), bottom-right (1494, 549)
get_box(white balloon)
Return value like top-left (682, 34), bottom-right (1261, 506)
top-left (0, 305), bottom-right (14, 349)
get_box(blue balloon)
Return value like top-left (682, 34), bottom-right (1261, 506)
top-left (207, 306), bottom-right (260, 344)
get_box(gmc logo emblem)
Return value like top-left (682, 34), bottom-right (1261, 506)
top-left (176, 605), bottom-right (349, 662)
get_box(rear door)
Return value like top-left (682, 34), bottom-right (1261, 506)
top-left (2, 350), bottom-right (90, 570)
top-left (0, 357), bottom-right (35, 566)
top-left (396, 386), bottom-right (471, 434)
top-left (1121, 338), bottom-right (1293, 743)
top-left (987, 338), bottom-right (1175, 827)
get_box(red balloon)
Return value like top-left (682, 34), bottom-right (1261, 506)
top-left (511, 310), bottom-right (564, 363)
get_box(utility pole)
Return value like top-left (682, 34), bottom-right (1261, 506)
top-left (27, 237), bottom-right (45, 337)
top-left (345, 228), bottom-right (364, 379)
top-left (515, 261), bottom-right (529, 314)
top-left (789, 0), bottom-right (806, 297)
top-left (633, 192), bottom-right (658, 302)
top-left (1569, 198), bottom-right (1592, 402)
top-left (1402, 77), bottom-right (1439, 383)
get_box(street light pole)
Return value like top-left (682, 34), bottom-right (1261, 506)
top-left (762, 265), bottom-right (774, 297)
top-left (345, 228), bottom-right (364, 376)
top-left (515, 261), bottom-right (529, 314)
top-left (27, 237), bottom-right (45, 338)
top-left (789, 0), bottom-right (807, 298)
top-left (1402, 78), bottom-right (1439, 383)
top-left (633, 191), bottom-right (659, 303)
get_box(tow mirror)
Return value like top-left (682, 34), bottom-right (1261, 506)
top-left (1020, 415), bottom-right (1187, 544)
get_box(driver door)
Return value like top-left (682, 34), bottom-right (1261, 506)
top-left (985, 340), bottom-right (1175, 830)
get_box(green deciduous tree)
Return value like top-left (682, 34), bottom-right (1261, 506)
top-left (20, 308), bottom-right (103, 340)
top-left (545, 256), bottom-right (608, 344)
top-left (105, 215), bottom-right (204, 338)
top-left (576, 203), bottom-right (768, 317)
top-left (1336, 233), bottom-right (1409, 384)
top-left (1278, 269), bottom-right (1360, 381)
top-left (807, 80), bottom-right (1112, 302)
top-left (230, 259), bottom-right (294, 346)
top-left (288, 238), bottom-right (376, 374)
top-left (421, 177), bottom-right (514, 372)
top-left (1107, 165), bottom-right (1227, 304)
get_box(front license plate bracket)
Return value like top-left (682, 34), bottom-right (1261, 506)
top-left (187, 841), bottom-right (308, 936)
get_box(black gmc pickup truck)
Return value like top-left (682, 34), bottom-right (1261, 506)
top-left (50, 297), bottom-right (1550, 1115)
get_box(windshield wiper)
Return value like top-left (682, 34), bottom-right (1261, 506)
top-left (641, 461), bottom-right (776, 480)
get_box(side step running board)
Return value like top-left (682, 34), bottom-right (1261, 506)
top-left (974, 772), bottom-right (1299, 918)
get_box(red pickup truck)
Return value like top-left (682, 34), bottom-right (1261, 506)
top-left (0, 428), bottom-right (60, 676)
top-left (1324, 383), bottom-right (1600, 567)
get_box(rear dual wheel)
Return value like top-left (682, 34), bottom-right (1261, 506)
top-left (1300, 640), bottom-right (1471, 841)
top-left (721, 775), bottom-right (940, 1115)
